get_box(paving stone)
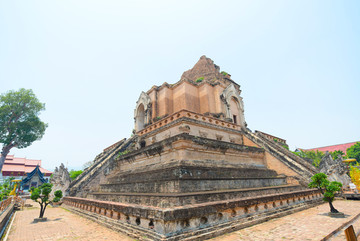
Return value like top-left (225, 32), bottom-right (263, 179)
top-left (7, 199), bottom-right (134, 241)
top-left (208, 200), bottom-right (360, 241)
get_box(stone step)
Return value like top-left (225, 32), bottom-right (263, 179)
top-left (100, 176), bottom-right (288, 193)
top-left (68, 137), bottom-right (135, 196)
top-left (106, 165), bottom-right (280, 184)
top-left (91, 184), bottom-right (304, 208)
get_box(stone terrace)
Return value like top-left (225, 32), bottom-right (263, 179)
top-left (6, 199), bottom-right (360, 240)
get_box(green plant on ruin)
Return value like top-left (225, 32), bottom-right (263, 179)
top-left (30, 183), bottom-right (63, 218)
top-left (116, 150), bottom-right (130, 159)
top-left (281, 144), bottom-right (289, 150)
top-left (308, 173), bottom-right (342, 213)
top-left (220, 71), bottom-right (228, 76)
top-left (196, 77), bottom-right (204, 83)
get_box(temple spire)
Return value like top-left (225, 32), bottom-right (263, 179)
top-left (181, 55), bottom-right (223, 82)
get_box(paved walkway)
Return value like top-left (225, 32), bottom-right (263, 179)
top-left (6, 200), bottom-right (134, 241)
top-left (209, 199), bottom-right (360, 241)
top-left (6, 199), bottom-right (360, 241)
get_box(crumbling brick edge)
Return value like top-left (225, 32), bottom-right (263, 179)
top-left (63, 192), bottom-right (324, 241)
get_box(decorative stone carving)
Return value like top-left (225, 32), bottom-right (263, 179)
top-left (199, 130), bottom-right (208, 138)
top-left (50, 163), bottom-right (71, 197)
top-left (134, 92), bottom-right (152, 132)
top-left (319, 152), bottom-right (351, 187)
top-left (178, 125), bottom-right (191, 133)
top-left (220, 84), bottom-right (245, 128)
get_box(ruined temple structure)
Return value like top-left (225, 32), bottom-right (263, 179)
top-left (65, 56), bottom-right (322, 240)
top-left (50, 163), bottom-right (71, 197)
top-left (319, 153), bottom-right (351, 187)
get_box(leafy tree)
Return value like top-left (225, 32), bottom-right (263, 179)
top-left (0, 89), bottom-right (47, 171)
top-left (330, 150), bottom-right (345, 160)
top-left (0, 178), bottom-right (13, 201)
top-left (69, 170), bottom-right (83, 180)
top-left (347, 142), bottom-right (360, 163)
top-left (308, 173), bottom-right (342, 213)
top-left (349, 163), bottom-right (360, 190)
top-left (30, 183), bottom-right (63, 218)
top-left (293, 150), bottom-right (324, 167)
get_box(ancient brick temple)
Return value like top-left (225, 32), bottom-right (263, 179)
top-left (65, 56), bottom-right (321, 240)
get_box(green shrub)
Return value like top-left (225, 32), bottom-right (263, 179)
top-left (31, 183), bottom-right (63, 218)
top-left (308, 173), bottom-right (342, 213)
top-left (116, 150), bottom-right (130, 159)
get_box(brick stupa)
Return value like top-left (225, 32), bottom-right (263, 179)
top-left (65, 56), bottom-right (320, 241)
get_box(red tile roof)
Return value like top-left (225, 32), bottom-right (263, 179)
top-left (300, 141), bottom-right (359, 154)
top-left (2, 155), bottom-right (52, 177)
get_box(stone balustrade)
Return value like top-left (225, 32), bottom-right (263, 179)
top-left (137, 110), bottom-right (241, 136)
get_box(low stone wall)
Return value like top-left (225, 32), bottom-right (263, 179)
top-left (0, 203), bottom-right (14, 238)
top-left (92, 185), bottom-right (304, 208)
top-left (64, 189), bottom-right (322, 240)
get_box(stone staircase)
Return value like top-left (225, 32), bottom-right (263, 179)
top-left (68, 136), bottom-right (137, 197)
top-left (243, 129), bottom-right (317, 185)
top-left (65, 131), bottom-right (321, 240)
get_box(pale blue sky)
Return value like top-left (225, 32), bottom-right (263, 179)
top-left (1, 1), bottom-right (359, 171)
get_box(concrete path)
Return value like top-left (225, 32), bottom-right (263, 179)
top-left (6, 199), bottom-right (360, 241)
top-left (6, 199), bottom-right (134, 241)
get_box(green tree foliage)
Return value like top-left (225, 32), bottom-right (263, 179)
top-left (30, 183), bottom-right (63, 218)
top-left (293, 150), bottom-right (324, 167)
top-left (330, 150), bottom-right (345, 160)
top-left (69, 170), bottom-right (83, 180)
top-left (347, 142), bottom-right (360, 163)
top-left (0, 89), bottom-right (47, 171)
top-left (308, 173), bottom-right (342, 213)
top-left (0, 177), bottom-right (15, 201)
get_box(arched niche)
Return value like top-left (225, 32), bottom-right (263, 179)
top-left (230, 97), bottom-right (240, 124)
top-left (134, 92), bottom-right (152, 132)
top-left (220, 84), bottom-right (245, 127)
top-left (136, 104), bottom-right (145, 131)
